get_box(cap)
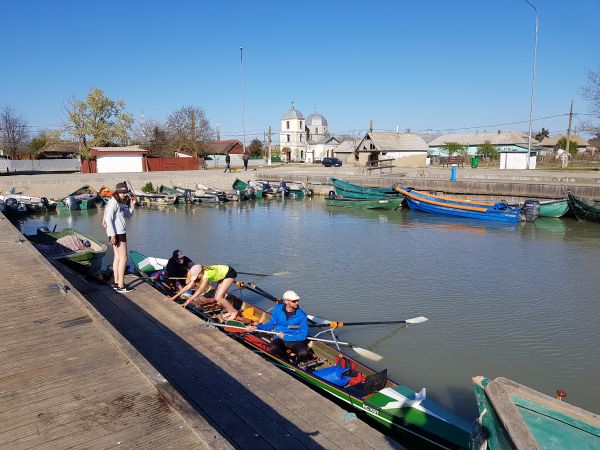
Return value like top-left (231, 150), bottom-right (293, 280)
top-left (114, 182), bottom-right (128, 194)
top-left (283, 290), bottom-right (300, 301)
top-left (173, 249), bottom-right (184, 258)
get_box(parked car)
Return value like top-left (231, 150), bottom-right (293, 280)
top-left (322, 157), bottom-right (342, 167)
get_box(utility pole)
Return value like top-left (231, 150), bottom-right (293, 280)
top-left (563, 99), bottom-right (574, 168)
top-left (267, 126), bottom-right (272, 166)
top-left (240, 46), bottom-right (246, 152)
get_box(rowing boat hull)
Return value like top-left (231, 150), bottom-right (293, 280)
top-left (567, 192), bottom-right (600, 223)
top-left (329, 178), bottom-right (397, 196)
top-left (130, 250), bottom-right (473, 448)
top-left (324, 197), bottom-right (401, 210)
top-left (397, 188), bottom-right (522, 223)
top-left (539, 199), bottom-right (569, 218)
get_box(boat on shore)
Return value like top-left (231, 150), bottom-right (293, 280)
top-left (539, 198), bottom-right (569, 218)
top-left (329, 177), bottom-right (400, 199)
top-left (396, 187), bottom-right (523, 223)
top-left (232, 179), bottom-right (262, 200)
top-left (130, 250), bottom-right (473, 449)
top-left (472, 376), bottom-right (600, 449)
top-left (324, 196), bottom-right (402, 210)
top-left (567, 191), bottom-right (600, 223)
top-left (27, 227), bottom-right (107, 273)
top-left (132, 190), bottom-right (177, 206)
top-left (0, 194), bottom-right (57, 213)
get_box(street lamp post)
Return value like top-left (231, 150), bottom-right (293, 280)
top-left (240, 46), bottom-right (246, 153)
top-left (523, 0), bottom-right (538, 170)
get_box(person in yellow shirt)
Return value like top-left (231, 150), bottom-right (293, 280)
top-left (169, 264), bottom-right (238, 320)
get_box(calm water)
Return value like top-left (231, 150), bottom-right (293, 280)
top-left (15, 199), bottom-right (600, 420)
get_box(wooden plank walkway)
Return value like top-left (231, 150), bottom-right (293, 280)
top-left (0, 215), bottom-right (231, 450)
top-left (60, 269), bottom-right (404, 449)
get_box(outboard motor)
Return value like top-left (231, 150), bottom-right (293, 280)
top-left (216, 192), bottom-right (227, 202)
top-left (41, 197), bottom-right (49, 206)
top-left (64, 196), bottom-right (77, 209)
top-left (5, 197), bottom-right (18, 210)
top-left (246, 186), bottom-right (255, 198)
top-left (328, 190), bottom-right (336, 199)
top-left (522, 199), bottom-right (540, 222)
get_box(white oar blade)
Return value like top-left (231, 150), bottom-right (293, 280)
top-left (352, 346), bottom-right (382, 362)
top-left (405, 316), bottom-right (428, 324)
top-left (307, 314), bottom-right (331, 326)
top-left (272, 271), bottom-right (291, 276)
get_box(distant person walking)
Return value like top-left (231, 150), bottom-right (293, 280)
top-left (224, 153), bottom-right (232, 172)
top-left (243, 152), bottom-right (249, 171)
top-left (104, 182), bottom-right (136, 293)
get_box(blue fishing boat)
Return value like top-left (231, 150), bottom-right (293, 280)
top-left (396, 187), bottom-right (523, 223)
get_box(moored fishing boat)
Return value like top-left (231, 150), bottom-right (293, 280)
top-left (130, 250), bottom-right (473, 449)
top-left (567, 191), bottom-right (600, 223)
top-left (232, 178), bottom-right (262, 199)
top-left (159, 185), bottom-right (186, 203)
top-left (324, 196), bottom-right (402, 210)
top-left (539, 198), bottom-right (569, 218)
top-left (472, 376), bottom-right (600, 449)
top-left (132, 190), bottom-right (177, 206)
top-left (57, 185), bottom-right (101, 210)
top-left (27, 227), bottom-right (107, 273)
top-left (329, 178), bottom-right (398, 198)
top-left (396, 187), bottom-right (523, 223)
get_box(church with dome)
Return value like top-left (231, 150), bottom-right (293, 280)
top-left (279, 103), bottom-right (339, 163)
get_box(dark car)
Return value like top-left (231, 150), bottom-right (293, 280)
top-left (322, 157), bottom-right (342, 167)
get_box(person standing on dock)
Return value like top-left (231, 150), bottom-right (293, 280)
top-left (224, 152), bottom-right (232, 173)
top-left (104, 182), bottom-right (136, 293)
top-left (247, 290), bottom-right (310, 362)
top-left (242, 151), bottom-right (249, 171)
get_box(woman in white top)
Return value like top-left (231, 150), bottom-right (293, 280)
top-left (104, 182), bottom-right (136, 292)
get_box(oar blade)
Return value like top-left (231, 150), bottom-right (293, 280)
top-left (405, 316), bottom-right (428, 324)
top-left (351, 346), bottom-right (382, 362)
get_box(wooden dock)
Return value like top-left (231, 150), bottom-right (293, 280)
top-left (0, 215), bottom-right (403, 449)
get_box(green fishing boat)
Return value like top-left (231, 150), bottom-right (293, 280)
top-left (27, 227), bottom-right (107, 273)
top-left (324, 196), bottom-right (402, 210)
top-left (472, 376), bottom-right (600, 449)
top-left (57, 185), bottom-right (101, 210)
top-left (539, 199), bottom-right (569, 218)
top-left (232, 178), bottom-right (262, 199)
top-left (329, 177), bottom-right (400, 199)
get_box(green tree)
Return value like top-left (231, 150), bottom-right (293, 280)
top-left (477, 140), bottom-right (499, 159)
top-left (64, 88), bottom-right (134, 158)
top-left (247, 138), bottom-right (263, 157)
top-left (29, 130), bottom-right (62, 154)
top-left (441, 141), bottom-right (466, 157)
top-left (556, 137), bottom-right (579, 157)
top-left (535, 127), bottom-right (550, 141)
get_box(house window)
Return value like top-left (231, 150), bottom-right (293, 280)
top-left (287, 134), bottom-right (290, 143)
top-left (301, 151), bottom-right (304, 159)
top-left (300, 121), bottom-right (303, 129)
top-left (370, 143), bottom-right (375, 150)
top-left (286, 121), bottom-right (290, 129)
top-left (315, 127), bottom-right (319, 135)
top-left (300, 134), bottom-right (303, 142)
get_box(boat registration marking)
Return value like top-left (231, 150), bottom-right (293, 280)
top-left (362, 404), bottom-right (380, 416)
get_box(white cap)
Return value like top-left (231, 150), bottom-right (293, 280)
top-left (283, 290), bottom-right (300, 301)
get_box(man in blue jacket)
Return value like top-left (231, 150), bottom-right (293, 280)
top-left (249, 290), bottom-right (311, 362)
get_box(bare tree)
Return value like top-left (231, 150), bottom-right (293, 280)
top-left (581, 69), bottom-right (600, 137)
top-left (0, 105), bottom-right (29, 158)
top-left (165, 106), bottom-right (214, 154)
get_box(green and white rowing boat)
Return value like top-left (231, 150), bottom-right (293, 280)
top-left (324, 196), bottom-right (402, 210)
top-left (539, 199), bottom-right (569, 218)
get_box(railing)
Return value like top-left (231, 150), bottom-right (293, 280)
top-left (366, 158), bottom-right (394, 173)
top-left (441, 156), bottom-right (465, 167)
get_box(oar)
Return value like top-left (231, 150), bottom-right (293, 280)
top-left (235, 281), bottom-right (283, 303)
top-left (308, 316), bottom-right (429, 328)
top-left (237, 271), bottom-right (290, 277)
top-left (207, 322), bottom-right (382, 361)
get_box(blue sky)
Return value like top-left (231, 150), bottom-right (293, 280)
top-left (1, 0), bottom-right (599, 142)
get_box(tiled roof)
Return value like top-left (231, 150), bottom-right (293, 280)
top-left (202, 140), bottom-right (244, 154)
top-left (91, 145), bottom-right (147, 153)
top-left (334, 140), bottom-right (356, 153)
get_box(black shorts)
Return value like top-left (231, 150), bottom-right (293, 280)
top-left (225, 266), bottom-right (237, 279)
top-left (109, 233), bottom-right (127, 245)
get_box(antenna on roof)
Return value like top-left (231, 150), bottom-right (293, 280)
top-left (216, 122), bottom-right (221, 141)
top-left (369, 120), bottom-right (373, 132)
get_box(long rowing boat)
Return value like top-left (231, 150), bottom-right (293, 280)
top-left (396, 187), bottom-right (523, 223)
top-left (130, 250), bottom-right (473, 449)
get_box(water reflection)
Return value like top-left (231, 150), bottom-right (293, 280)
top-left (14, 198), bottom-right (600, 420)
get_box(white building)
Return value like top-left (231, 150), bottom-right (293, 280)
top-left (91, 145), bottom-right (147, 173)
top-left (279, 104), bottom-right (305, 162)
top-left (304, 112), bottom-right (339, 163)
